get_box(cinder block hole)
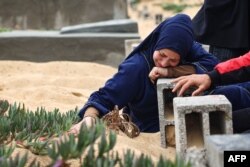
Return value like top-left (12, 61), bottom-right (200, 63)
top-left (185, 112), bottom-right (204, 148)
top-left (209, 111), bottom-right (226, 134)
top-left (164, 103), bottom-right (173, 120)
top-left (165, 125), bottom-right (175, 147)
top-left (163, 89), bottom-right (176, 120)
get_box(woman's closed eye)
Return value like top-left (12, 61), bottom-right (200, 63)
top-left (170, 58), bottom-right (178, 64)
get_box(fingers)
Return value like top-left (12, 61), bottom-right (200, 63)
top-left (67, 122), bottom-right (81, 136)
top-left (176, 80), bottom-right (193, 96)
top-left (191, 87), bottom-right (203, 96)
top-left (149, 72), bottom-right (159, 84)
top-left (172, 75), bottom-right (198, 96)
top-left (67, 117), bottom-right (96, 137)
top-left (150, 78), bottom-right (155, 84)
top-left (172, 75), bottom-right (187, 83)
top-left (149, 67), bottom-right (161, 83)
top-left (172, 77), bottom-right (188, 95)
top-left (172, 74), bottom-right (211, 97)
top-left (67, 128), bottom-right (78, 137)
top-left (83, 116), bottom-right (96, 127)
top-left (148, 71), bottom-right (154, 83)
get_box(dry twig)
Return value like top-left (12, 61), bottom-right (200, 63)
top-left (102, 106), bottom-right (140, 138)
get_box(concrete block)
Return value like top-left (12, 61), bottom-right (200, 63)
top-left (124, 39), bottom-right (141, 57)
top-left (173, 95), bottom-right (233, 158)
top-left (157, 78), bottom-right (176, 148)
top-left (206, 134), bottom-right (250, 167)
top-left (157, 78), bottom-right (196, 148)
top-left (185, 147), bottom-right (207, 167)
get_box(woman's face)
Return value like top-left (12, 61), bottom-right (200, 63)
top-left (153, 48), bottom-right (181, 67)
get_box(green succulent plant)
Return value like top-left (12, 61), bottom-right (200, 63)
top-left (0, 100), bottom-right (192, 167)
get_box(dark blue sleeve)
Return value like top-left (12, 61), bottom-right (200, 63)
top-left (78, 55), bottom-right (144, 118)
top-left (185, 42), bottom-right (219, 74)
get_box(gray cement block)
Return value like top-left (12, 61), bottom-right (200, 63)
top-left (157, 78), bottom-right (176, 148)
top-left (206, 134), bottom-right (250, 167)
top-left (156, 78), bottom-right (196, 148)
top-left (173, 95), bottom-right (233, 158)
top-left (124, 39), bottom-right (141, 57)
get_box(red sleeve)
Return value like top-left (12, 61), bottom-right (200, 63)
top-left (207, 51), bottom-right (250, 86)
top-left (215, 51), bottom-right (250, 74)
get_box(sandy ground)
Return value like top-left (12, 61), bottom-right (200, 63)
top-left (1, 61), bottom-right (175, 165)
top-left (1, 1), bottom-right (203, 166)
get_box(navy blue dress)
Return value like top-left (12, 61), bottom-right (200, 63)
top-left (78, 14), bottom-right (219, 132)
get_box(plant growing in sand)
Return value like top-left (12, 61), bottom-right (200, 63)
top-left (0, 100), bottom-right (192, 167)
top-left (0, 100), bottom-right (79, 155)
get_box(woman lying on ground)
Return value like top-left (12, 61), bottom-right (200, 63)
top-left (69, 14), bottom-right (219, 134)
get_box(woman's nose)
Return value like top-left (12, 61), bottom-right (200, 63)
top-left (160, 59), bottom-right (169, 67)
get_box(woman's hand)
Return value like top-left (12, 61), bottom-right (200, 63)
top-left (172, 74), bottom-right (212, 96)
top-left (149, 67), bottom-right (168, 83)
top-left (68, 116), bottom-right (96, 135)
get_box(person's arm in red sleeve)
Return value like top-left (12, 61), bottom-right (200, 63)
top-left (172, 51), bottom-right (250, 96)
top-left (208, 51), bottom-right (250, 86)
